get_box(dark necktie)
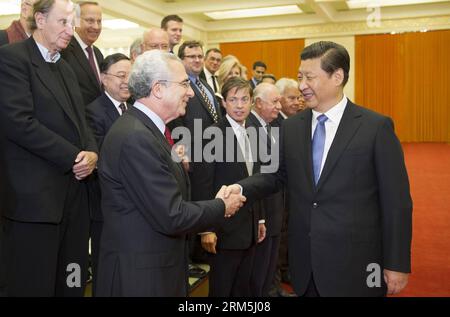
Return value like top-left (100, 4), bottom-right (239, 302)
top-left (164, 126), bottom-right (174, 147)
top-left (195, 78), bottom-right (218, 123)
top-left (119, 103), bottom-right (127, 114)
top-left (312, 114), bottom-right (328, 184)
top-left (85, 46), bottom-right (100, 85)
top-left (211, 75), bottom-right (218, 93)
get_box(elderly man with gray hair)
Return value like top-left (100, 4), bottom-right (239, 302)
top-left (96, 50), bottom-right (246, 297)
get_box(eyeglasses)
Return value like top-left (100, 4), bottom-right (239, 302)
top-left (105, 72), bottom-right (129, 81)
top-left (158, 79), bottom-right (191, 89)
top-left (184, 55), bottom-right (204, 60)
top-left (226, 96), bottom-right (251, 106)
top-left (82, 18), bottom-right (102, 26)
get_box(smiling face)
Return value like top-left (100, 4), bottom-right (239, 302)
top-left (101, 59), bottom-right (132, 102)
top-left (76, 3), bottom-right (102, 46)
top-left (204, 50), bottom-right (222, 74)
top-left (280, 86), bottom-right (302, 117)
top-left (298, 57), bottom-right (344, 113)
top-left (255, 85), bottom-right (282, 123)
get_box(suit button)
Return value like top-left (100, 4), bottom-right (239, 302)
top-left (312, 202), bottom-right (319, 209)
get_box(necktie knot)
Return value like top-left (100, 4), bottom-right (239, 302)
top-left (119, 103), bottom-right (127, 113)
top-left (164, 126), bottom-right (174, 147)
top-left (317, 114), bottom-right (328, 124)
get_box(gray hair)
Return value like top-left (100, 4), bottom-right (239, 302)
top-left (129, 37), bottom-right (143, 58)
top-left (253, 82), bottom-right (279, 103)
top-left (128, 50), bottom-right (180, 100)
top-left (275, 78), bottom-right (298, 95)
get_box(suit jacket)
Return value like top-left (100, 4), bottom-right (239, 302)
top-left (246, 112), bottom-right (284, 237)
top-left (203, 117), bottom-right (261, 250)
top-left (0, 37), bottom-right (98, 223)
top-left (96, 106), bottom-right (226, 296)
top-left (85, 93), bottom-right (131, 221)
top-left (0, 30), bottom-right (9, 46)
top-left (239, 100), bottom-right (412, 296)
top-left (249, 78), bottom-right (257, 90)
top-left (169, 78), bottom-right (222, 202)
top-left (61, 37), bottom-right (103, 106)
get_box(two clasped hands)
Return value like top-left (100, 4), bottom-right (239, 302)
top-left (214, 184), bottom-right (245, 218)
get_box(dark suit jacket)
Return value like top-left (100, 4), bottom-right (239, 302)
top-left (0, 37), bottom-right (98, 223)
top-left (96, 106), bottom-right (226, 296)
top-left (239, 100), bottom-right (412, 296)
top-left (85, 93), bottom-right (130, 221)
top-left (249, 78), bottom-right (257, 90)
top-left (169, 78), bottom-right (222, 202)
top-left (0, 30), bottom-right (8, 46)
top-left (246, 112), bottom-right (284, 237)
top-left (61, 37), bottom-right (103, 106)
top-left (203, 117), bottom-right (261, 250)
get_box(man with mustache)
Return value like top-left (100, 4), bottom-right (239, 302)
top-left (0, 0), bottom-right (98, 296)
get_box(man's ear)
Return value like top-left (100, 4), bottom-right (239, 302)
top-left (35, 12), bottom-right (46, 30)
top-left (151, 82), bottom-right (163, 99)
top-left (333, 68), bottom-right (344, 87)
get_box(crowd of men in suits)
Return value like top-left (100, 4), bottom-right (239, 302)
top-left (0, 0), bottom-right (412, 297)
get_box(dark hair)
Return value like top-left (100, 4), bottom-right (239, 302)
top-left (205, 48), bottom-right (222, 58)
top-left (161, 15), bottom-right (183, 29)
top-left (221, 77), bottom-right (253, 100)
top-left (300, 41), bottom-right (350, 86)
top-left (177, 40), bottom-right (203, 60)
top-left (29, 0), bottom-right (58, 31)
top-left (262, 74), bottom-right (276, 82)
top-left (252, 61), bottom-right (266, 70)
top-left (100, 53), bottom-right (130, 73)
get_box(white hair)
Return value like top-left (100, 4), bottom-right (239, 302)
top-left (128, 50), bottom-right (180, 99)
top-left (275, 78), bottom-right (298, 95)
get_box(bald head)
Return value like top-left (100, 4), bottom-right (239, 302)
top-left (142, 28), bottom-right (170, 52)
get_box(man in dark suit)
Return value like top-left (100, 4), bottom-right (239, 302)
top-left (228, 41), bottom-right (412, 297)
top-left (0, 0), bottom-right (98, 296)
top-left (0, 0), bottom-right (36, 46)
top-left (249, 61), bottom-right (266, 90)
top-left (246, 83), bottom-right (287, 297)
top-left (169, 41), bottom-right (223, 264)
top-left (61, 1), bottom-right (103, 106)
top-left (200, 77), bottom-right (263, 297)
top-left (95, 50), bottom-right (245, 297)
top-left (200, 48), bottom-right (222, 94)
top-left (85, 53), bottom-right (131, 295)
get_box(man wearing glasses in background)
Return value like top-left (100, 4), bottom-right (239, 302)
top-left (62, 1), bottom-right (103, 106)
top-left (85, 53), bottom-right (132, 295)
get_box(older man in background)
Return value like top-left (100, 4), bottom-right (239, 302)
top-left (0, 0), bottom-right (37, 45)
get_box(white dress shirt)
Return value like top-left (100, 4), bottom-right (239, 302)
top-left (311, 95), bottom-right (347, 177)
top-left (105, 92), bottom-right (127, 115)
top-left (35, 41), bottom-right (61, 63)
top-left (203, 67), bottom-right (218, 93)
top-left (74, 32), bottom-right (101, 76)
top-left (226, 114), bottom-right (254, 176)
top-left (133, 101), bottom-right (166, 136)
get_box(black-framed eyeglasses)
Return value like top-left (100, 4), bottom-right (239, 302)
top-left (158, 79), bottom-right (191, 89)
top-left (105, 72), bottom-right (129, 81)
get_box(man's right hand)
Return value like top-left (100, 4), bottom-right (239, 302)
top-left (216, 185), bottom-right (246, 217)
top-left (201, 233), bottom-right (217, 254)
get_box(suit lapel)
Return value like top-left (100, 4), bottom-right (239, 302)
top-left (69, 38), bottom-right (100, 89)
top-left (101, 93), bottom-right (120, 123)
top-left (296, 110), bottom-right (315, 188)
top-left (316, 101), bottom-right (362, 190)
top-left (129, 108), bottom-right (188, 185)
top-left (29, 39), bottom-right (82, 136)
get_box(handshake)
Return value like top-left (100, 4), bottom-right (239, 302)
top-left (215, 184), bottom-right (245, 218)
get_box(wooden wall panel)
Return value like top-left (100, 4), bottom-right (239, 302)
top-left (355, 30), bottom-right (450, 142)
top-left (220, 39), bottom-right (305, 81)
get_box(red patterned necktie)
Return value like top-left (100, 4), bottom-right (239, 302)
top-left (85, 46), bottom-right (100, 85)
top-left (164, 126), bottom-right (174, 147)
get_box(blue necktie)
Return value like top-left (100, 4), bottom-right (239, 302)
top-left (312, 114), bottom-right (328, 184)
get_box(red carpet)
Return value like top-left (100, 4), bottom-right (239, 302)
top-left (395, 143), bottom-right (450, 297)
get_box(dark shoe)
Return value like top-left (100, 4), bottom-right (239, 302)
top-left (188, 264), bottom-right (207, 279)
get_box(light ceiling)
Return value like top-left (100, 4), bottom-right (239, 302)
top-left (0, 0), bottom-right (449, 48)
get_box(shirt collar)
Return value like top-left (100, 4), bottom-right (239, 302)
top-left (105, 91), bottom-right (122, 108)
top-left (312, 94), bottom-right (347, 124)
top-left (34, 39), bottom-right (60, 63)
top-left (226, 114), bottom-right (246, 131)
top-left (203, 67), bottom-right (214, 78)
top-left (74, 31), bottom-right (89, 50)
top-left (279, 111), bottom-right (288, 119)
top-left (251, 110), bottom-right (269, 127)
top-left (188, 74), bottom-right (199, 84)
top-left (133, 101), bottom-right (166, 135)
